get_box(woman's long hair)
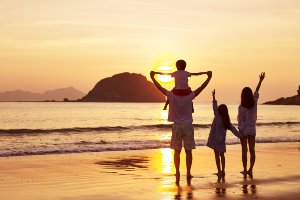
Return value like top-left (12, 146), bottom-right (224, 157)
top-left (241, 87), bottom-right (255, 109)
top-left (218, 104), bottom-right (231, 130)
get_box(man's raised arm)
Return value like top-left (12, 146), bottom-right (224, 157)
top-left (150, 71), bottom-right (167, 96)
top-left (194, 71), bottom-right (212, 98)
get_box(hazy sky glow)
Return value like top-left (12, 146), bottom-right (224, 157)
top-left (1, 0), bottom-right (300, 103)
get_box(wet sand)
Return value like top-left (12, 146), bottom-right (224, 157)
top-left (0, 142), bottom-right (299, 200)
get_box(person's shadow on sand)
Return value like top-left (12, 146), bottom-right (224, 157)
top-left (242, 184), bottom-right (257, 194)
top-left (215, 187), bottom-right (226, 196)
top-left (174, 178), bottom-right (194, 200)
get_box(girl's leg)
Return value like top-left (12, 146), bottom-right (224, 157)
top-left (248, 135), bottom-right (256, 174)
top-left (214, 150), bottom-right (222, 182)
top-left (220, 152), bottom-right (225, 174)
top-left (240, 136), bottom-right (248, 174)
top-left (214, 150), bottom-right (221, 173)
top-left (220, 152), bottom-right (226, 182)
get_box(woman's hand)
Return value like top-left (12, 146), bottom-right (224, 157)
top-left (259, 72), bottom-right (265, 82)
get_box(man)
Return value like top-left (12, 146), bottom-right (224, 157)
top-left (150, 64), bottom-right (212, 183)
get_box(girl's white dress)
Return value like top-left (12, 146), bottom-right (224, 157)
top-left (237, 92), bottom-right (259, 136)
top-left (207, 100), bottom-right (241, 153)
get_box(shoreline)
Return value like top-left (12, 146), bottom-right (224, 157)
top-left (0, 142), bottom-right (299, 199)
top-left (1, 140), bottom-right (299, 158)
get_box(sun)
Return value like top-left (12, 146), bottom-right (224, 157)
top-left (155, 65), bottom-right (175, 83)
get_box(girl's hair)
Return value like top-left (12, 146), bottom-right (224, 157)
top-left (218, 104), bottom-right (231, 130)
top-left (241, 87), bottom-right (255, 109)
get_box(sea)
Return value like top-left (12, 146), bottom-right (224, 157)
top-left (0, 102), bottom-right (299, 157)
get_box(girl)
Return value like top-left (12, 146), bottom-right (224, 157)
top-left (207, 89), bottom-right (241, 182)
top-left (238, 72), bottom-right (265, 179)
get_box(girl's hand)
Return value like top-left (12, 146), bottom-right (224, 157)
top-left (259, 72), bottom-right (265, 82)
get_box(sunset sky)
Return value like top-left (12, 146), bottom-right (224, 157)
top-left (1, 0), bottom-right (299, 103)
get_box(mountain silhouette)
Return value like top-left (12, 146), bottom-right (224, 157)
top-left (264, 85), bottom-right (300, 105)
top-left (0, 87), bottom-right (85, 102)
top-left (81, 72), bottom-right (165, 102)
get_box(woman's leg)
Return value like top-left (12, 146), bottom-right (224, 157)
top-left (240, 136), bottom-right (248, 173)
top-left (248, 135), bottom-right (256, 174)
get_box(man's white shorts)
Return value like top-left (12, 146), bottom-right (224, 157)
top-left (170, 121), bottom-right (196, 150)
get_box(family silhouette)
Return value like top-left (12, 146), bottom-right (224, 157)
top-left (150, 60), bottom-right (265, 183)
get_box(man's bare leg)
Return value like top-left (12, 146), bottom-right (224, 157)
top-left (185, 150), bottom-right (193, 178)
top-left (174, 150), bottom-right (181, 182)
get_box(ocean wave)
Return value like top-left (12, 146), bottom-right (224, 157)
top-left (0, 121), bottom-right (299, 135)
top-left (0, 137), bottom-right (299, 157)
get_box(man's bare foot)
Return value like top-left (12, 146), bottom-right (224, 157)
top-left (186, 174), bottom-right (193, 178)
top-left (175, 172), bottom-right (180, 183)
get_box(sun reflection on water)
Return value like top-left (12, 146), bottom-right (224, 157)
top-left (160, 148), bottom-right (173, 174)
top-left (160, 110), bottom-right (172, 125)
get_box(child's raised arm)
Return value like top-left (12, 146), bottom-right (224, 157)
top-left (190, 72), bottom-right (207, 76)
top-left (153, 71), bottom-right (173, 76)
top-left (212, 89), bottom-right (218, 115)
top-left (255, 72), bottom-right (265, 93)
top-left (212, 89), bottom-right (216, 102)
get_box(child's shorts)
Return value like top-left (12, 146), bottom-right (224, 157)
top-left (170, 121), bottom-right (196, 150)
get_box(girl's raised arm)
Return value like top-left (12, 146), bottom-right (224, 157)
top-left (212, 89), bottom-right (218, 115)
top-left (255, 72), bottom-right (265, 93)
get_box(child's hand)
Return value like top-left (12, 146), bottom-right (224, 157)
top-left (212, 89), bottom-right (215, 97)
top-left (259, 72), bottom-right (265, 81)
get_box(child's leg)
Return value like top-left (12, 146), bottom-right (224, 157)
top-left (214, 150), bottom-right (221, 173)
top-left (248, 136), bottom-right (256, 173)
top-left (220, 152), bottom-right (225, 174)
top-left (220, 152), bottom-right (226, 182)
top-left (163, 100), bottom-right (169, 110)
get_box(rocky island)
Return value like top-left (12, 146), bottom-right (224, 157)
top-left (80, 72), bottom-right (165, 102)
top-left (264, 85), bottom-right (300, 105)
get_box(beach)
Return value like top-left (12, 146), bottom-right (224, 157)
top-left (0, 142), bottom-right (299, 200)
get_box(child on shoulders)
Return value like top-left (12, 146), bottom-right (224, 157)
top-left (153, 60), bottom-right (207, 111)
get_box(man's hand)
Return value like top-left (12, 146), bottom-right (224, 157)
top-left (207, 71), bottom-right (212, 77)
top-left (150, 71), bottom-right (155, 78)
top-left (194, 70), bottom-right (213, 97)
top-left (149, 71), bottom-right (167, 95)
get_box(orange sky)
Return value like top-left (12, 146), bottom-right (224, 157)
top-left (0, 0), bottom-right (299, 103)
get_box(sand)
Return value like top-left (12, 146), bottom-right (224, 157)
top-left (0, 142), bottom-right (299, 200)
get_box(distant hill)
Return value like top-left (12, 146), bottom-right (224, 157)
top-left (264, 85), bottom-right (300, 105)
top-left (0, 87), bottom-right (85, 102)
top-left (81, 72), bottom-right (165, 102)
